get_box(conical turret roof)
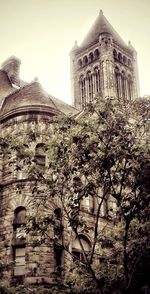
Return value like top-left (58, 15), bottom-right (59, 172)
top-left (79, 10), bottom-right (129, 50)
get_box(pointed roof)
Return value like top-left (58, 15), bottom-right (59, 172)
top-left (78, 10), bottom-right (129, 51)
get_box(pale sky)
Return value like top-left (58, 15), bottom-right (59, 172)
top-left (0, 0), bottom-right (150, 105)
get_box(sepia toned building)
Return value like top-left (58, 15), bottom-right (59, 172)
top-left (0, 11), bottom-right (140, 286)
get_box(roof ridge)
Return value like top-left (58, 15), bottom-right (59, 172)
top-left (101, 13), bottom-right (127, 47)
top-left (48, 94), bottom-right (62, 114)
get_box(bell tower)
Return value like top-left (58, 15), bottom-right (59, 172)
top-left (70, 10), bottom-right (140, 110)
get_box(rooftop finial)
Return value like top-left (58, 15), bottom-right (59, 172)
top-left (99, 9), bottom-right (103, 15)
top-left (70, 40), bottom-right (79, 52)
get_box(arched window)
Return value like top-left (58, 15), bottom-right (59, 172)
top-left (123, 56), bottom-right (127, 64)
top-left (113, 49), bottom-right (117, 60)
top-left (128, 59), bottom-right (131, 67)
top-left (14, 207), bottom-right (26, 227)
top-left (94, 49), bottom-right (100, 59)
top-left (118, 52), bottom-right (122, 63)
top-left (89, 52), bottom-right (94, 62)
top-left (78, 59), bottom-right (82, 68)
top-left (13, 207), bottom-right (26, 277)
top-left (83, 55), bottom-right (88, 66)
top-left (72, 235), bottom-right (91, 262)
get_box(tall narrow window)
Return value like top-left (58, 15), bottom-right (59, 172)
top-left (78, 59), bottom-right (82, 68)
top-left (121, 71), bottom-right (126, 101)
top-left (79, 75), bottom-right (86, 107)
top-left (13, 207), bottom-right (26, 277)
top-left (89, 52), bottom-right (94, 63)
top-left (94, 67), bottom-right (100, 93)
top-left (13, 207), bottom-right (26, 239)
top-left (87, 71), bottom-right (92, 101)
top-left (128, 75), bottom-right (132, 100)
top-left (83, 55), bottom-right (88, 66)
top-left (13, 247), bottom-right (26, 276)
top-left (113, 49), bottom-right (117, 60)
top-left (118, 52), bottom-right (122, 63)
top-left (54, 245), bottom-right (63, 274)
top-left (94, 49), bottom-right (100, 59)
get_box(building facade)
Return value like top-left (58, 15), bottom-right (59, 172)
top-left (0, 11), bottom-right (139, 286)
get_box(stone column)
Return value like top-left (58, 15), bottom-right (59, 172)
top-left (128, 42), bottom-right (140, 99)
top-left (118, 74), bottom-right (122, 100)
top-left (70, 41), bottom-right (80, 109)
top-left (99, 33), bottom-right (116, 99)
top-left (92, 73), bottom-right (96, 98)
top-left (85, 78), bottom-right (89, 105)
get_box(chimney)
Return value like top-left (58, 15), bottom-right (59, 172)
top-left (1, 56), bottom-right (21, 87)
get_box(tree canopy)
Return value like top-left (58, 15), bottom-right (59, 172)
top-left (0, 97), bottom-right (150, 294)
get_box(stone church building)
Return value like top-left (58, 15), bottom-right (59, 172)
top-left (0, 11), bottom-right (139, 286)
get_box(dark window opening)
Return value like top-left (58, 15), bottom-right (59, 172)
top-left (123, 56), bottom-right (127, 64)
top-left (89, 52), bottom-right (94, 62)
top-left (72, 250), bottom-right (84, 262)
top-left (83, 56), bottom-right (88, 66)
top-left (13, 207), bottom-right (26, 246)
top-left (101, 239), bottom-right (114, 249)
top-left (118, 52), bottom-right (122, 63)
top-left (13, 207), bottom-right (26, 226)
top-left (94, 49), bottom-right (100, 59)
top-left (113, 49), bottom-right (117, 60)
top-left (78, 59), bottom-right (82, 67)
top-left (54, 208), bottom-right (61, 220)
top-left (128, 59), bottom-right (131, 67)
top-left (34, 154), bottom-right (46, 166)
top-left (54, 245), bottom-right (63, 274)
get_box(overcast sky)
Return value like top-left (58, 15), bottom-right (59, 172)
top-left (0, 0), bottom-right (150, 104)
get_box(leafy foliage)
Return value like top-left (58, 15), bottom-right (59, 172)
top-left (0, 98), bottom-right (150, 293)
